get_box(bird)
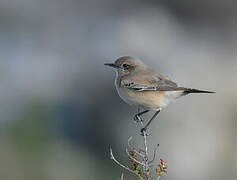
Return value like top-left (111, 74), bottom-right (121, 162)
top-left (104, 56), bottom-right (215, 133)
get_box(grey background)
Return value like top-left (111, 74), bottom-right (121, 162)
top-left (0, 0), bottom-right (237, 180)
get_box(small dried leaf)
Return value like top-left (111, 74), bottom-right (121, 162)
top-left (156, 159), bottom-right (168, 177)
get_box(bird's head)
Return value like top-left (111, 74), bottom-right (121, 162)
top-left (104, 56), bottom-right (147, 75)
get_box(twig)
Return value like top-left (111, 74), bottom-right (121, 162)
top-left (110, 108), bottom-right (167, 180)
top-left (157, 176), bottom-right (161, 180)
top-left (149, 144), bottom-right (159, 164)
top-left (120, 173), bottom-right (124, 180)
top-left (110, 148), bottom-right (143, 179)
top-left (143, 130), bottom-right (150, 179)
top-left (139, 120), bottom-right (150, 179)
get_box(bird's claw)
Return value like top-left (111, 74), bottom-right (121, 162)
top-left (140, 128), bottom-right (150, 136)
top-left (134, 114), bottom-right (142, 123)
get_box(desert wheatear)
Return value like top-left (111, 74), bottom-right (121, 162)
top-left (105, 56), bottom-right (214, 132)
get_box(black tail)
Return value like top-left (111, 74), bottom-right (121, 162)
top-left (184, 88), bottom-right (215, 94)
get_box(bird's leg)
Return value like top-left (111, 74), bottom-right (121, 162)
top-left (141, 109), bottom-right (161, 134)
top-left (133, 109), bottom-right (149, 123)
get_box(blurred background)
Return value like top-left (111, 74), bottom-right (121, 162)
top-left (0, 0), bottom-right (237, 180)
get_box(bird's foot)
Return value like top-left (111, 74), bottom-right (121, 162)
top-left (140, 128), bottom-right (150, 136)
top-left (133, 114), bottom-right (143, 123)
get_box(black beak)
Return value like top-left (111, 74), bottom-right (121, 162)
top-left (104, 63), bottom-right (120, 69)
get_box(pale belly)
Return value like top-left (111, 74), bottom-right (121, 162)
top-left (116, 86), bottom-right (184, 110)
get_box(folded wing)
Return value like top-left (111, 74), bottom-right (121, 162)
top-left (120, 71), bottom-right (182, 92)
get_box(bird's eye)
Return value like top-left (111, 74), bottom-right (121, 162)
top-left (122, 64), bottom-right (130, 69)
